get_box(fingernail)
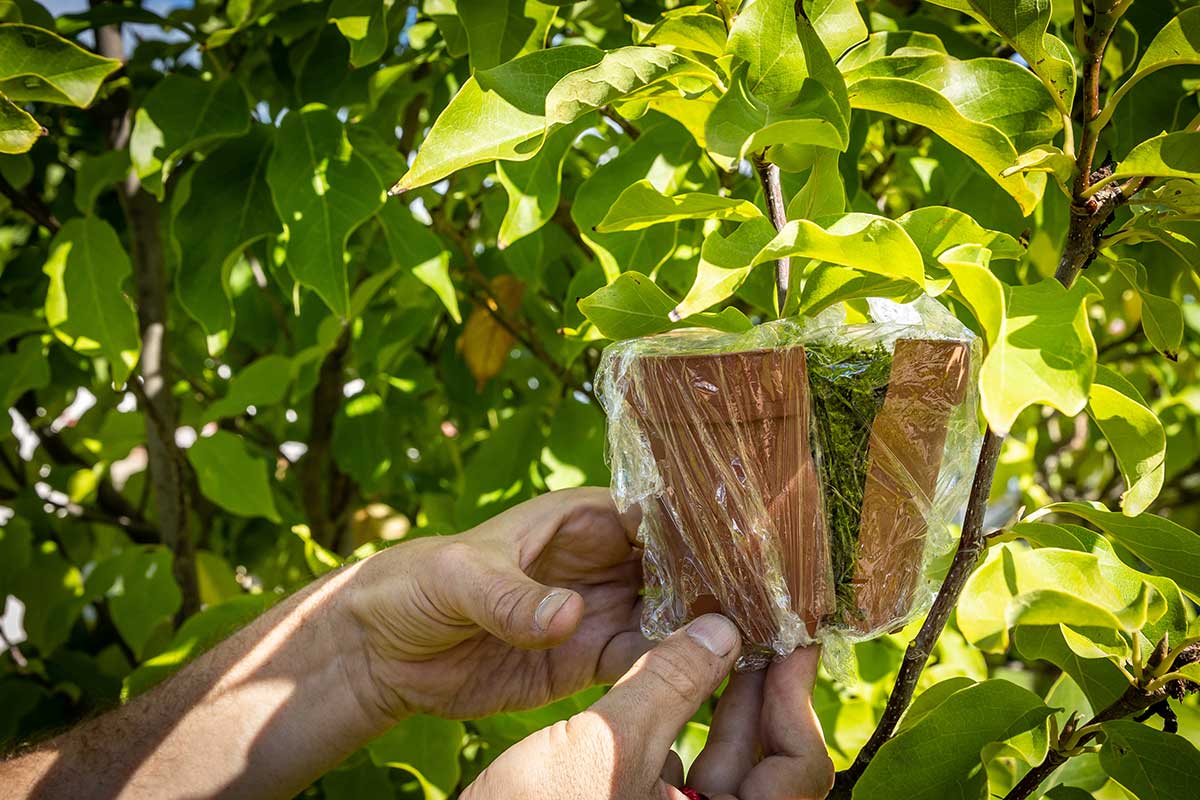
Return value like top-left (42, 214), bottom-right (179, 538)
top-left (534, 590), bottom-right (570, 632)
top-left (686, 614), bottom-right (738, 656)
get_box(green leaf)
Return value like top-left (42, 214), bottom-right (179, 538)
top-left (0, 94), bottom-right (40, 154)
top-left (43, 216), bottom-right (140, 384)
top-left (579, 271), bottom-right (752, 339)
top-left (0, 23), bottom-right (120, 106)
top-left (1002, 145), bottom-right (1074, 195)
top-left (267, 105), bottom-right (385, 316)
top-left (4, 541), bottom-right (84, 654)
top-left (751, 214), bottom-right (926, 284)
top-left (1100, 720), bottom-right (1200, 800)
top-left (792, 264), bottom-right (918, 318)
top-left (129, 75), bottom-right (251, 198)
top-left (1110, 259), bottom-right (1183, 359)
top-left (395, 46), bottom-right (603, 192)
top-left (0, 334), bottom-right (48, 409)
top-left (1096, 7), bottom-right (1200, 131)
top-left (329, 0), bottom-right (388, 68)
top-left (595, 180), bottom-right (762, 232)
top-left (571, 117), bottom-right (697, 281)
top-left (455, 407), bottom-right (544, 528)
top-left (378, 202), bottom-right (460, 322)
top-left (1040, 503), bottom-right (1200, 599)
top-left (1086, 365), bottom-right (1166, 516)
top-left (727, 0), bottom-right (846, 110)
top-left (809, 0), bottom-right (868, 61)
top-left (896, 206), bottom-right (1025, 280)
top-left (73, 149), bottom-right (130, 214)
top-left (186, 430), bottom-right (281, 522)
top-left (333, 393), bottom-right (392, 491)
top-left (632, 6), bottom-right (726, 57)
top-left (977, 277), bottom-right (1099, 435)
top-left (540, 397), bottom-right (608, 491)
top-left (202, 355), bottom-right (293, 423)
top-left (173, 127), bottom-right (280, 337)
top-left (923, 0), bottom-right (1076, 115)
top-left (941, 248), bottom-right (1005, 346)
top-left (86, 546), bottom-right (181, 660)
top-left (368, 715), bottom-right (464, 800)
top-left (854, 680), bottom-right (1053, 800)
top-left (545, 46), bottom-right (717, 129)
top-left (496, 114), bottom-right (591, 248)
top-left (786, 148), bottom-right (846, 221)
top-left (959, 543), bottom-right (1160, 653)
top-left (673, 217), bottom-right (777, 318)
top-left (0, 312), bottom-right (43, 344)
top-left (1014, 623), bottom-right (1131, 711)
top-left (1090, 132), bottom-right (1200, 197)
top-left (842, 46), bottom-right (1057, 214)
top-left (706, 2), bottom-right (849, 164)
top-left (458, 0), bottom-right (556, 72)
top-left (895, 676), bottom-right (977, 734)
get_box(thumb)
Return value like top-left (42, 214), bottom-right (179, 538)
top-left (451, 553), bottom-right (584, 648)
top-left (591, 614), bottom-right (741, 757)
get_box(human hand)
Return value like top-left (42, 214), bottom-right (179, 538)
top-left (333, 487), bottom-right (650, 722)
top-left (682, 647), bottom-right (835, 799)
top-left (460, 613), bottom-right (744, 800)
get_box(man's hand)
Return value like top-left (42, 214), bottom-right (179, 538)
top-left (685, 647), bottom-right (835, 800)
top-left (462, 614), bottom-right (743, 799)
top-left (335, 487), bottom-right (651, 722)
top-left (461, 617), bottom-right (834, 800)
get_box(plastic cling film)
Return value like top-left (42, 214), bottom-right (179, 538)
top-left (595, 298), bottom-right (983, 668)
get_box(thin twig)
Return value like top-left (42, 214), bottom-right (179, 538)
top-left (833, 429), bottom-right (1004, 793)
top-left (751, 152), bottom-right (789, 313)
top-left (600, 106), bottom-right (640, 140)
top-left (0, 173), bottom-right (60, 233)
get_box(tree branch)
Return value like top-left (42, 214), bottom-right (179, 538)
top-left (298, 324), bottom-right (355, 551)
top-left (751, 152), bottom-right (789, 313)
top-left (97, 16), bottom-right (200, 618)
top-left (832, 429), bottom-right (1004, 794)
top-left (600, 106), bottom-right (640, 140)
top-left (833, 8), bottom-right (1162, 795)
top-left (0, 173), bottom-right (60, 233)
top-left (1055, 3), bottom-right (1128, 288)
top-left (1005, 674), bottom-right (1171, 799)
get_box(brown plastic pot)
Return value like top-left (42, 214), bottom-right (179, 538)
top-left (626, 346), bottom-right (833, 657)
top-left (624, 337), bottom-right (971, 653)
top-left (849, 339), bottom-right (970, 633)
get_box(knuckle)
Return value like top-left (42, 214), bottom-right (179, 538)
top-left (640, 644), bottom-right (708, 703)
top-left (432, 539), bottom-right (480, 579)
top-left (485, 581), bottom-right (530, 632)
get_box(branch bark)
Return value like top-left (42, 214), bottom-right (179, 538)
top-left (831, 6), bottom-right (1159, 795)
top-left (97, 15), bottom-right (199, 617)
top-left (751, 152), bottom-right (789, 313)
top-left (831, 429), bottom-right (1004, 795)
top-left (298, 324), bottom-right (355, 551)
top-left (1005, 680), bottom-right (1169, 799)
top-left (0, 173), bottom-right (60, 233)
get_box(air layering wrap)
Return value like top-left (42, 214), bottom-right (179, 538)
top-left (595, 299), bottom-right (984, 669)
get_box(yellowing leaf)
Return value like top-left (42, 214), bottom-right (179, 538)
top-left (459, 274), bottom-right (524, 389)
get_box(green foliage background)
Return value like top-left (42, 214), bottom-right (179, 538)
top-left (2, 0), bottom-right (1200, 797)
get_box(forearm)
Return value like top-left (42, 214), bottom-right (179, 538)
top-left (1, 562), bottom-right (391, 799)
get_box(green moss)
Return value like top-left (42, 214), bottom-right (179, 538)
top-left (806, 342), bottom-right (893, 620)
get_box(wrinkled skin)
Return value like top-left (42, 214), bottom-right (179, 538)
top-left (336, 487), bottom-right (652, 719)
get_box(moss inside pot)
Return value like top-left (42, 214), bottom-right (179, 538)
top-left (804, 343), bottom-right (893, 622)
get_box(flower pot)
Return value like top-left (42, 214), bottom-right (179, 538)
top-left (613, 333), bottom-right (972, 660)
top-left (848, 338), bottom-right (970, 633)
top-left (624, 345), bottom-right (832, 661)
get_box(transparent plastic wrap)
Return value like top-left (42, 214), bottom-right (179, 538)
top-left (595, 297), bottom-right (984, 669)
